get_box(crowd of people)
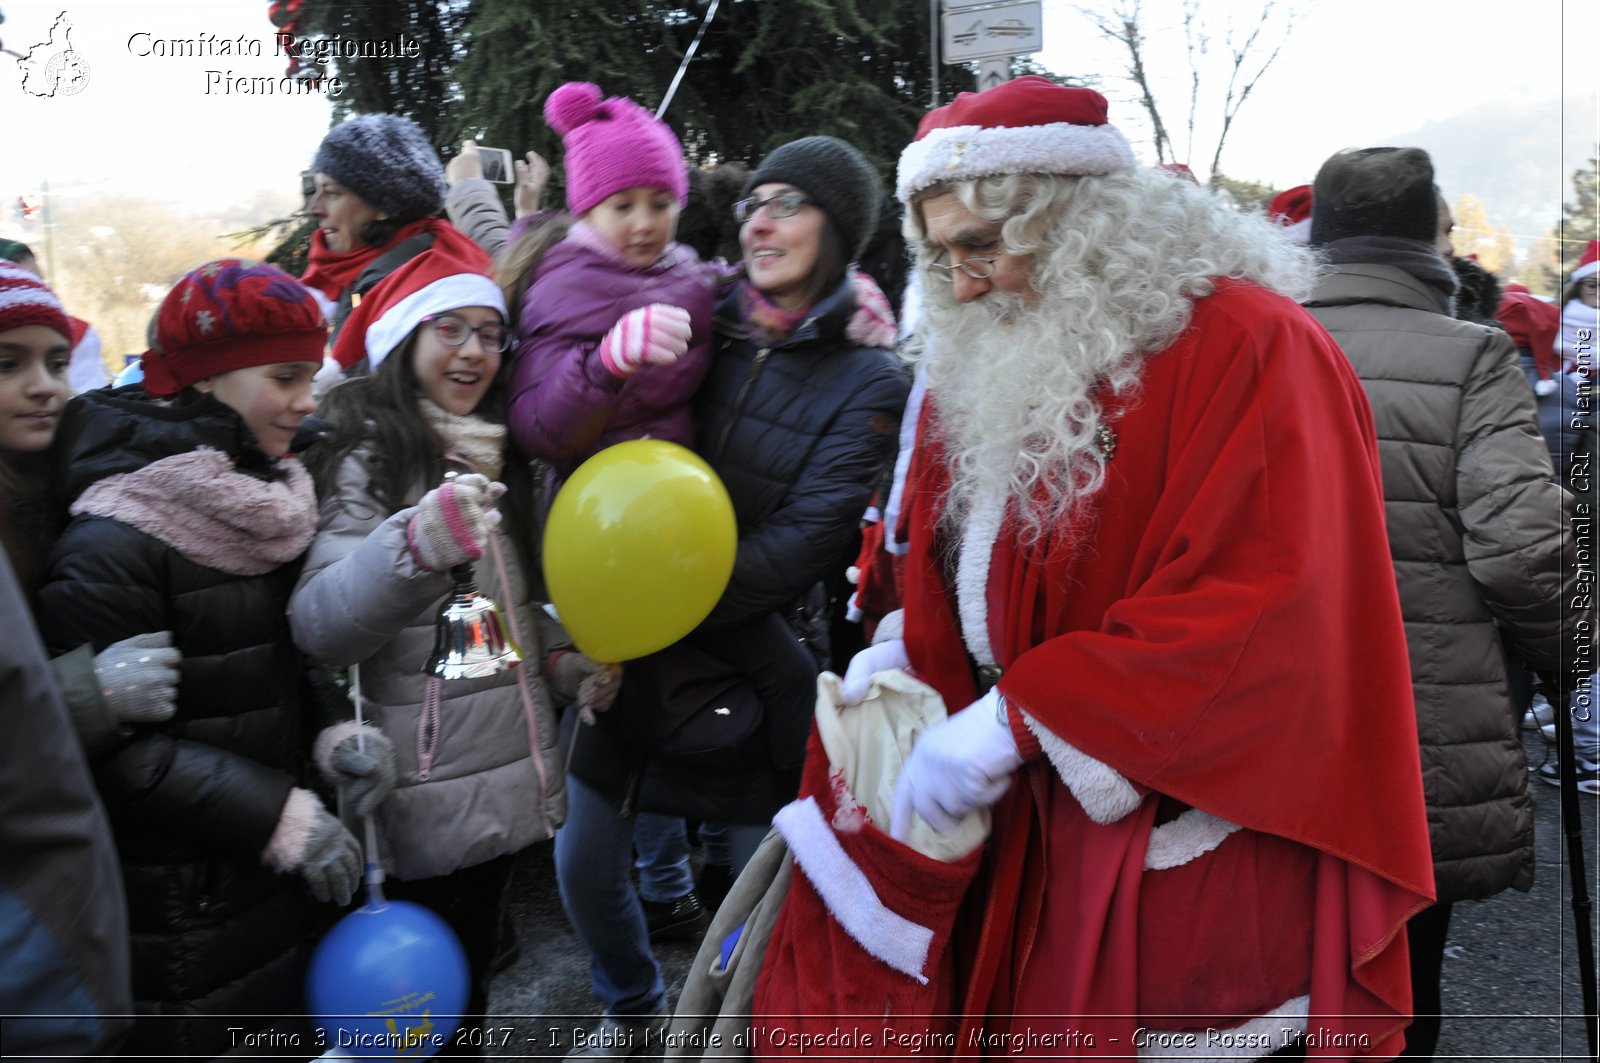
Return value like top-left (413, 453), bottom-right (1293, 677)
top-left (1, 71), bottom-right (1593, 1062)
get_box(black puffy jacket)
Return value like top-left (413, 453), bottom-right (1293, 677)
top-left (569, 276), bottom-right (910, 822)
top-left (36, 387), bottom-right (330, 1058)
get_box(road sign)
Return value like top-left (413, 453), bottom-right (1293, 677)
top-left (941, 0), bottom-right (1006, 9)
top-left (977, 58), bottom-right (1010, 90)
top-left (941, 0), bottom-right (1042, 65)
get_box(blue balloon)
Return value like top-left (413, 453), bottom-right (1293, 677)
top-left (307, 899), bottom-right (469, 1059)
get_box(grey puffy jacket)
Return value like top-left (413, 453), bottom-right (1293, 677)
top-left (1305, 262), bottom-right (1577, 902)
top-left (289, 450), bottom-right (566, 881)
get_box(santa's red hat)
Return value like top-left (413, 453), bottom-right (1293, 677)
top-left (1572, 239), bottom-right (1600, 284)
top-left (1267, 184), bottom-right (1313, 244)
top-left (1495, 290), bottom-right (1561, 389)
top-left (896, 76), bottom-right (1135, 203)
top-left (331, 232), bottom-right (503, 371)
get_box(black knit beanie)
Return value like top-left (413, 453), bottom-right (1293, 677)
top-left (744, 136), bottom-right (882, 259)
top-left (312, 114), bottom-right (446, 225)
top-left (1309, 147), bottom-right (1439, 247)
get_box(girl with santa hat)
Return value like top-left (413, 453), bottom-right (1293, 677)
top-left (290, 246), bottom-right (617, 1053)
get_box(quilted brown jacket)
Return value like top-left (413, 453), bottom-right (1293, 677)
top-left (1305, 262), bottom-right (1576, 902)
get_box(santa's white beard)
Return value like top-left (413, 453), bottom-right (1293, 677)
top-left (920, 286), bottom-right (1147, 544)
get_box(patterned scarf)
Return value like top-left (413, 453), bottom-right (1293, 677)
top-left (736, 281), bottom-right (812, 346)
top-left (419, 397), bottom-right (506, 481)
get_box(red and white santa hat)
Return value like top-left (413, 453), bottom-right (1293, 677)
top-left (1572, 239), bottom-right (1600, 284)
top-left (331, 231), bottom-right (504, 372)
top-left (896, 76), bottom-right (1136, 203)
top-left (1267, 184), bottom-right (1313, 244)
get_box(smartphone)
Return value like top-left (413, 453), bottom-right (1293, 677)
top-left (476, 146), bottom-right (515, 185)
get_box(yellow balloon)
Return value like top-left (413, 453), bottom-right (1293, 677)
top-left (542, 440), bottom-right (737, 662)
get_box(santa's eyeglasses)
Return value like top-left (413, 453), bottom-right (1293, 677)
top-left (925, 253), bottom-right (1000, 281)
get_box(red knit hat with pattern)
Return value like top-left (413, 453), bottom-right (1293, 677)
top-left (0, 262), bottom-right (71, 341)
top-left (141, 259), bottom-right (328, 398)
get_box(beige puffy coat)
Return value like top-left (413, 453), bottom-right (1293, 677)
top-left (1305, 262), bottom-right (1575, 902)
top-left (290, 451), bottom-right (567, 881)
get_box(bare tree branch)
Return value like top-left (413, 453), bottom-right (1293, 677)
top-left (1181, 0), bottom-right (1207, 167)
top-left (1079, 0), bottom-right (1173, 163)
top-left (1208, 3), bottom-right (1293, 181)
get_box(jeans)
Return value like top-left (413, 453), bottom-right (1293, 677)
top-left (555, 776), bottom-right (776, 1017)
top-left (555, 774), bottom-right (666, 1018)
top-left (633, 813), bottom-right (693, 904)
top-left (698, 820), bottom-right (770, 873)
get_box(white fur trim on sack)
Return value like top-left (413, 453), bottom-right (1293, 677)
top-left (773, 795), bottom-right (936, 984)
top-left (364, 272), bottom-right (506, 370)
top-left (1137, 995), bottom-right (1309, 1060)
top-left (1023, 709), bottom-right (1142, 824)
top-left (1144, 808), bottom-right (1243, 870)
top-left (897, 121), bottom-right (1137, 202)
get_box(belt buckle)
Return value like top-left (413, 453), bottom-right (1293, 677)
top-left (976, 663), bottom-right (1003, 694)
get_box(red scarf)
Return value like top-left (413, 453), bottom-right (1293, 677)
top-left (299, 217), bottom-right (440, 303)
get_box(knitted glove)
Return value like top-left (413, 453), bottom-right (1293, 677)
top-left (845, 269), bottom-right (897, 349)
top-left (838, 637), bottom-right (910, 706)
top-left (598, 303), bottom-right (692, 378)
top-left (313, 722), bottom-right (397, 818)
top-left (93, 631), bottom-right (181, 723)
top-left (890, 688), bottom-right (1022, 841)
top-left (261, 788), bottom-right (362, 905)
top-left (549, 651), bottom-right (623, 726)
top-left (406, 474), bottom-right (505, 572)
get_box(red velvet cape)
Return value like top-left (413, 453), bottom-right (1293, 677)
top-left (902, 281), bottom-right (1435, 1057)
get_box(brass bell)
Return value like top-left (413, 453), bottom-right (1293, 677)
top-left (423, 473), bottom-right (523, 680)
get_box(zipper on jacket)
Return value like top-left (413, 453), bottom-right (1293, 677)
top-left (712, 346), bottom-right (773, 463)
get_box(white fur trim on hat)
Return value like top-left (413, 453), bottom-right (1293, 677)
top-left (1574, 259), bottom-right (1600, 284)
top-left (897, 121), bottom-right (1137, 202)
top-left (364, 272), bottom-right (507, 370)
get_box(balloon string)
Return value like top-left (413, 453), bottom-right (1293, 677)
top-left (350, 663), bottom-right (387, 908)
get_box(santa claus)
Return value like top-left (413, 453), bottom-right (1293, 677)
top-left (842, 77), bottom-right (1437, 1059)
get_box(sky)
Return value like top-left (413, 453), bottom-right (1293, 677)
top-left (0, 0), bottom-right (1595, 239)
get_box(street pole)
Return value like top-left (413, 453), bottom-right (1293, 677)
top-left (929, 0), bottom-right (938, 107)
top-left (41, 179), bottom-right (56, 290)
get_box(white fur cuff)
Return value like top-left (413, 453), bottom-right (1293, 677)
top-left (313, 720), bottom-right (385, 780)
top-left (1023, 710), bottom-right (1142, 824)
top-left (261, 787), bottom-right (320, 871)
top-left (873, 609), bottom-right (905, 645)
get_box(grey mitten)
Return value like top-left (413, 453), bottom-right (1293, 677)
top-left (313, 722), bottom-right (397, 817)
top-left (262, 788), bottom-right (362, 906)
top-left (93, 631), bottom-right (181, 723)
top-left (549, 651), bottom-right (622, 725)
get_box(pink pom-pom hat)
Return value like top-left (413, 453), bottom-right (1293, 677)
top-left (543, 82), bottom-right (688, 218)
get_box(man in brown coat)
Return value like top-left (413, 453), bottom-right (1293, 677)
top-left (1302, 146), bottom-right (1580, 1057)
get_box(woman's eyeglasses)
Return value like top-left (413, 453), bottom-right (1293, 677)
top-left (733, 191), bottom-right (812, 224)
top-left (423, 313), bottom-right (511, 353)
top-left (925, 253), bottom-right (1000, 282)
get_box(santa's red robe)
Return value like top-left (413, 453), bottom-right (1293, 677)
top-left (902, 280), bottom-right (1435, 1059)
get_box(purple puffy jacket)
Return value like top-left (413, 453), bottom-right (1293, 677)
top-left (507, 225), bottom-right (718, 480)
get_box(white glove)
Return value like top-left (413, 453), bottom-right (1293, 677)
top-left (890, 688), bottom-right (1022, 841)
top-left (838, 638), bottom-right (910, 705)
